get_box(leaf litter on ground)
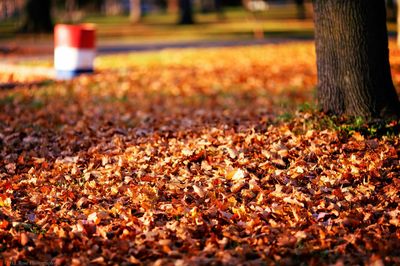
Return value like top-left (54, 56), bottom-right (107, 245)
top-left (0, 41), bottom-right (399, 265)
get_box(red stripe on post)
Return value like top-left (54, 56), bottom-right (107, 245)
top-left (54, 24), bottom-right (96, 49)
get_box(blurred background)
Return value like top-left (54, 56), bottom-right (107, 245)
top-left (0, 0), bottom-right (397, 57)
top-left (0, 0), bottom-right (315, 54)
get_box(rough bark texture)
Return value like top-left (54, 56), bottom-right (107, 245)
top-left (179, 0), bottom-right (194, 24)
top-left (313, 0), bottom-right (400, 118)
top-left (20, 0), bottom-right (53, 33)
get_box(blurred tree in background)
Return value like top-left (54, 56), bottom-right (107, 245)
top-left (294, 0), bottom-right (305, 19)
top-left (179, 0), bottom-right (194, 24)
top-left (19, 0), bottom-right (53, 33)
top-left (387, 0), bottom-right (396, 22)
top-left (167, 0), bottom-right (179, 13)
top-left (130, 0), bottom-right (141, 23)
top-left (65, 0), bottom-right (77, 22)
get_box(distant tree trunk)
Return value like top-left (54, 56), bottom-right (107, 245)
top-left (214, 0), bottom-right (224, 20)
top-left (65, 0), bottom-right (76, 23)
top-left (294, 0), bottom-right (305, 19)
top-left (167, 0), bottom-right (178, 13)
top-left (179, 0), bottom-right (194, 24)
top-left (104, 0), bottom-right (122, 15)
top-left (242, 0), bottom-right (264, 39)
top-left (200, 0), bottom-right (212, 13)
top-left (398, 1), bottom-right (400, 47)
top-left (0, 1), bottom-right (5, 18)
top-left (214, 0), bottom-right (223, 13)
top-left (313, 0), bottom-right (399, 118)
top-left (387, 0), bottom-right (396, 22)
top-left (241, 0), bottom-right (250, 10)
top-left (19, 0), bottom-right (53, 33)
top-left (130, 0), bottom-right (141, 23)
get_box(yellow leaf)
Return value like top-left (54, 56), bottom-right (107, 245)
top-left (352, 132), bottom-right (364, 141)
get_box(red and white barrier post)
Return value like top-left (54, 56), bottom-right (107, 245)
top-left (54, 24), bottom-right (96, 79)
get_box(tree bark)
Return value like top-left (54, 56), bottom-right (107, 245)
top-left (313, 0), bottom-right (399, 119)
top-left (179, 0), bottom-right (194, 24)
top-left (130, 0), bottom-right (141, 23)
top-left (19, 0), bottom-right (53, 33)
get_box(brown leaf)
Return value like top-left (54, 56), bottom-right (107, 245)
top-left (20, 232), bottom-right (29, 246)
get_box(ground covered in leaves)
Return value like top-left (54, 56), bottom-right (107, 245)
top-left (0, 42), bottom-right (399, 265)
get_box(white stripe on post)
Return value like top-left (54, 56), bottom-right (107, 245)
top-left (54, 47), bottom-right (95, 71)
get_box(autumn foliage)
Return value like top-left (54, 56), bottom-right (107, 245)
top-left (0, 42), bottom-right (399, 265)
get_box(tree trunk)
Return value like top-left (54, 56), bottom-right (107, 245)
top-left (214, 0), bottom-right (224, 20)
top-left (387, 0), bottom-right (396, 22)
top-left (130, 0), bottom-right (141, 23)
top-left (241, 0), bottom-right (250, 10)
top-left (167, 0), bottom-right (178, 14)
top-left (104, 0), bottom-right (122, 15)
top-left (313, 0), bottom-right (399, 119)
top-left (65, 0), bottom-right (76, 23)
top-left (179, 0), bottom-right (194, 24)
top-left (19, 0), bottom-right (53, 33)
top-left (200, 0), bottom-right (212, 13)
top-left (294, 0), bottom-right (305, 19)
top-left (398, 1), bottom-right (400, 47)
